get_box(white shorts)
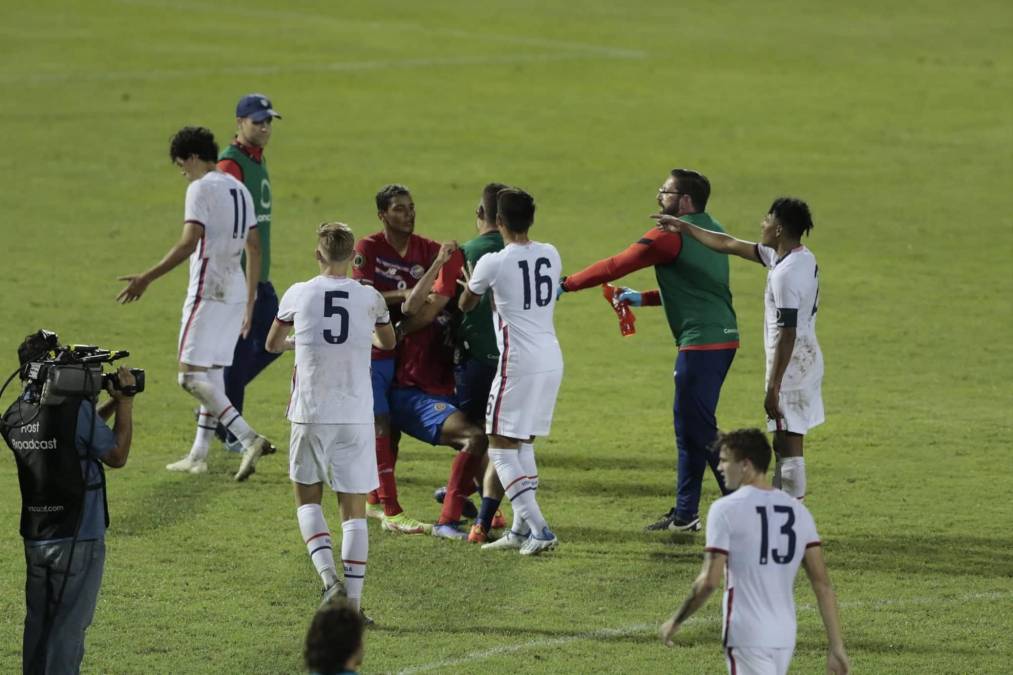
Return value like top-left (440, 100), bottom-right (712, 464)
top-left (767, 380), bottom-right (824, 435)
top-left (725, 646), bottom-right (794, 675)
top-left (486, 368), bottom-right (562, 439)
top-left (289, 422), bottom-right (379, 494)
top-left (178, 296), bottom-right (243, 368)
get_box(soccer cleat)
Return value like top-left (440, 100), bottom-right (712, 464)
top-left (467, 524), bottom-right (488, 544)
top-left (380, 513), bottom-right (431, 535)
top-left (432, 523), bottom-right (468, 540)
top-left (519, 528), bottom-right (558, 556)
top-left (491, 510), bottom-right (506, 530)
top-left (166, 456), bottom-right (208, 474)
top-left (668, 515), bottom-right (702, 533)
top-left (433, 486), bottom-right (478, 519)
top-left (359, 608), bottom-right (374, 627)
top-left (481, 530), bottom-right (527, 551)
top-left (224, 437), bottom-right (244, 454)
top-left (320, 580), bottom-right (348, 608)
top-left (365, 503), bottom-right (385, 520)
top-left (645, 508), bottom-right (677, 531)
top-left (234, 435), bottom-right (271, 482)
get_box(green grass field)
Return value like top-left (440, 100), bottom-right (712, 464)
top-left (2, 1), bottom-right (1012, 672)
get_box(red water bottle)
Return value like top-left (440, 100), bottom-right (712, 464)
top-left (602, 284), bottom-right (636, 336)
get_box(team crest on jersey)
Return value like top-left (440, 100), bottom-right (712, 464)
top-left (410, 264), bottom-right (425, 279)
top-left (352, 253), bottom-right (365, 269)
top-left (434, 402), bottom-right (447, 412)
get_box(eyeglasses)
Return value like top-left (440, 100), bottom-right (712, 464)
top-left (658, 189), bottom-right (684, 197)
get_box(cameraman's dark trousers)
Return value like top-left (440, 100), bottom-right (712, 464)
top-left (23, 539), bottom-right (105, 674)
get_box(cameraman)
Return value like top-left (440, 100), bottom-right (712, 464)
top-left (1, 332), bottom-right (135, 675)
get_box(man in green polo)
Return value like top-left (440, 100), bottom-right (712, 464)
top-left (216, 93), bottom-right (282, 452)
top-left (559, 169), bottom-right (738, 533)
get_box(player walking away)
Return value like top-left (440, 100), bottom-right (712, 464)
top-left (117, 126), bottom-right (271, 481)
top-left (558, 169), bottom-right (738, 532)
top-left (655, 198), bottom-right (821, 499)
top-left (459, 188), bottom-right (563, 556)
top-left (215, 93), bottom-right (283, 454)
top-left (659, 429), bottom-right (849, 675)
top-left (400, 182), bottom-right (510, 543)
top-left (266, 222), bottom-right (395, 619)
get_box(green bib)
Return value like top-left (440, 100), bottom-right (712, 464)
top-left (654, 212), bottom-right (739, 348)
top-left (220, 144), bottom-right (272, 281)
top-left (456, 231), bottom-right (504, 364)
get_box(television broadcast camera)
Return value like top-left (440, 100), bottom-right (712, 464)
top-left (16, 330), bottom-right (145, 406)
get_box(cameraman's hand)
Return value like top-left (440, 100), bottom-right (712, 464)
top-left (108, 367), bottom-right (136, 402)
top-left (116, 274), bottom-right (150, 303)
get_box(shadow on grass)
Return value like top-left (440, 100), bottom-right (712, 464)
top-left (826, 534), bottom-right (1013, 579)
top-left (113, 472), bottom-right (220, 537)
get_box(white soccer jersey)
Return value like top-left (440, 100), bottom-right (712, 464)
top-left (276, 276), bottom-right (390, 424)
top-left (756, 245), bottom-right (823, 391)
top-left (183, 171), bottom-right (257, 304)
top-left (705, 485), bottom-right (821, 650)
top-left (468, 241), bottom-right (563, 375)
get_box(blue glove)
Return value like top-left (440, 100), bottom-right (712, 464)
top-left (556, 278), bottom-right (568, 301)
top-left (616, 288), bottom-right (642, 306)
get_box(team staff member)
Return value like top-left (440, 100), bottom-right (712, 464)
top-left (659, 428), bottom-right (849, 675)
top-left (216, 93), bottom-right (283, 453)
top-left (1, 331), bottom-right (136, 675)
top-left (559, 168), bottom-right (738, 533)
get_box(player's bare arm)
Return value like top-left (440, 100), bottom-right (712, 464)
top-left (399, 294), bottom-right (450, 336)
top-left (265, 319), bottom-right (296, 354)
top-left (652, 214), bottom-right (761, 263)
top-left (765, 326), bottom-right (796, 421)
top-left (659, 551), bottom-right (725, 647)
top-left (241, 228), bottom-right (263, 338)
top-left (802, 545), bottom-right (851, 675)
top-left (116, 221), bottom-right (202, 303)
top-left (401, 241), bottom-right (457, 318)
top-left (373, 322), bottom-right (397, 351)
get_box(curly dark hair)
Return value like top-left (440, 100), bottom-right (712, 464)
top-left (304, 599), bottom-right (364, 674)
top-left (169, 126), bottom-right (219, 163)
top-left (715, 428), bottom-right (772, 474)
top-left (768, 197), bottom-right (814, 238)
top-left (375, 183), bottom-right (412, 212)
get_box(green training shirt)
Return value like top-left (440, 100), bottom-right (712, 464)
top-left (219, 144), bottom-right (272, 281)
top-left (457, 230), bottom-right (503, 364)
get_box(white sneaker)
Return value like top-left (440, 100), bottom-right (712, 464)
top-left (519, 528), bottom-right (558, 556)
top-left (481, 530), bottom-right (527, 551)
top-left (234, 436), bottom-right (269, 482)
top-left (166, 455), bottom-right (208, 474)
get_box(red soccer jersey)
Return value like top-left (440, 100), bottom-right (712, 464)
top-left (352, 231), bottom-right (455, 395)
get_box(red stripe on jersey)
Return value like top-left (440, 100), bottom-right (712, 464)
top-left (178, 258), bottom-right (209, 361)
top-left (723, 586), bottom-right (734, 647)
top-left (679, 340), bottom-right (740, 352)
top-left (491, 317), bottom-right (510, 435)
top-left (275, 317), bottom-right (294, 326)
top-left (185, 219), bottom-right (206, 229)
top-left (805, 540), bottom-right (822, 549)
top-left (704, 547), bottom-right (729, 555)
top-left (305, 532), bottom-right (330, 544)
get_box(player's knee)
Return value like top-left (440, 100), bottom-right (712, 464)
top-left (178, 371), bottom-right (211, 397)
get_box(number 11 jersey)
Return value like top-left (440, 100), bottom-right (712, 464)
top-left (468, 241), bottom-right (563, 376)
top-left (276, 275), bottom-right (390, 424)
top-left (704, 485), bottom-right (821, 650)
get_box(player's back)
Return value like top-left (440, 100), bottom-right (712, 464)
top-left (185, 171), bottom-right (256, 303)
top-left (281, 275), bottom-right (388, 424)
top-left (706, 486), bottom-right (820, 650)
top-left (476, 241), bottom-right (562, 374)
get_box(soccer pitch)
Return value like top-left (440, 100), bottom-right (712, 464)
top-left (2, 0), bottom-right (1011, 672)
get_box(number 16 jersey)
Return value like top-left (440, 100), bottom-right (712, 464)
top-left (276, 276), bottom-right (390, 424)
top-left (704, 485), bottom-right (821, 650)
top-left (468, 241), bottom-right (563, 376)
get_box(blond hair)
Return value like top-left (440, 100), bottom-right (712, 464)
top-left (317, 222), bottom-right (355, 262)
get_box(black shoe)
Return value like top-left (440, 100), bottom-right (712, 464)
top-left (645, 508), bottom-right (677, 531)
top-left (433, 486), bottom-right (478, 519)
top-left (668, 515), bottom-right (702, 532)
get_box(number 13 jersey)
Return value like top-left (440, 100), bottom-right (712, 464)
top-left (705, 485), bottom-right (821, 650)
top-left (468, 241), bottom-right (563, 376)
top-left (276, 276), bottom-right (390, 424)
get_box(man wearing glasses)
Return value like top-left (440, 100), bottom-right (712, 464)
top-left (558, 168), bottom-right (739, 533)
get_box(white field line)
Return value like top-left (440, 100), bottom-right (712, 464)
top-left (396, 590), bottom-right (1012, 674)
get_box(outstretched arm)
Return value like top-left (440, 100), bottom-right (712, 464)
top-left (659, 551), bottom-right (725, 647)
top-left (402, 242), bottom-right (457, 317)
top-left (803, 546), bottom-right (850, 674)
top-left (116, 221), bottom-right (202, 303)
top-left (562, 229), bottom-right (682, 293)
top-left (653, 215), bottom-right (760, 263)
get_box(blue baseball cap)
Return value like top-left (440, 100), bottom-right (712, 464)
top-left (235, 94), bottom-right (282, 122)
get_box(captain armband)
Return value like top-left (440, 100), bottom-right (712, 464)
top-left (775, 308), bottom-right (798, 328)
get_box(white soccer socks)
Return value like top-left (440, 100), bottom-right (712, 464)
top-left (189, 406), bottom-right (217, 461)
top-left (297, 504), bottom-right (339, 589)
top-left (178, 370), bottom-right (256, 449)
top-left (490, 447), bottom-right (548, 537)
top-left (511, 443), bottom-right (539, 535)
top-left (780, 457), bottom-right (807, 499)
top-left (341, 519), bottom-right (369, 611)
